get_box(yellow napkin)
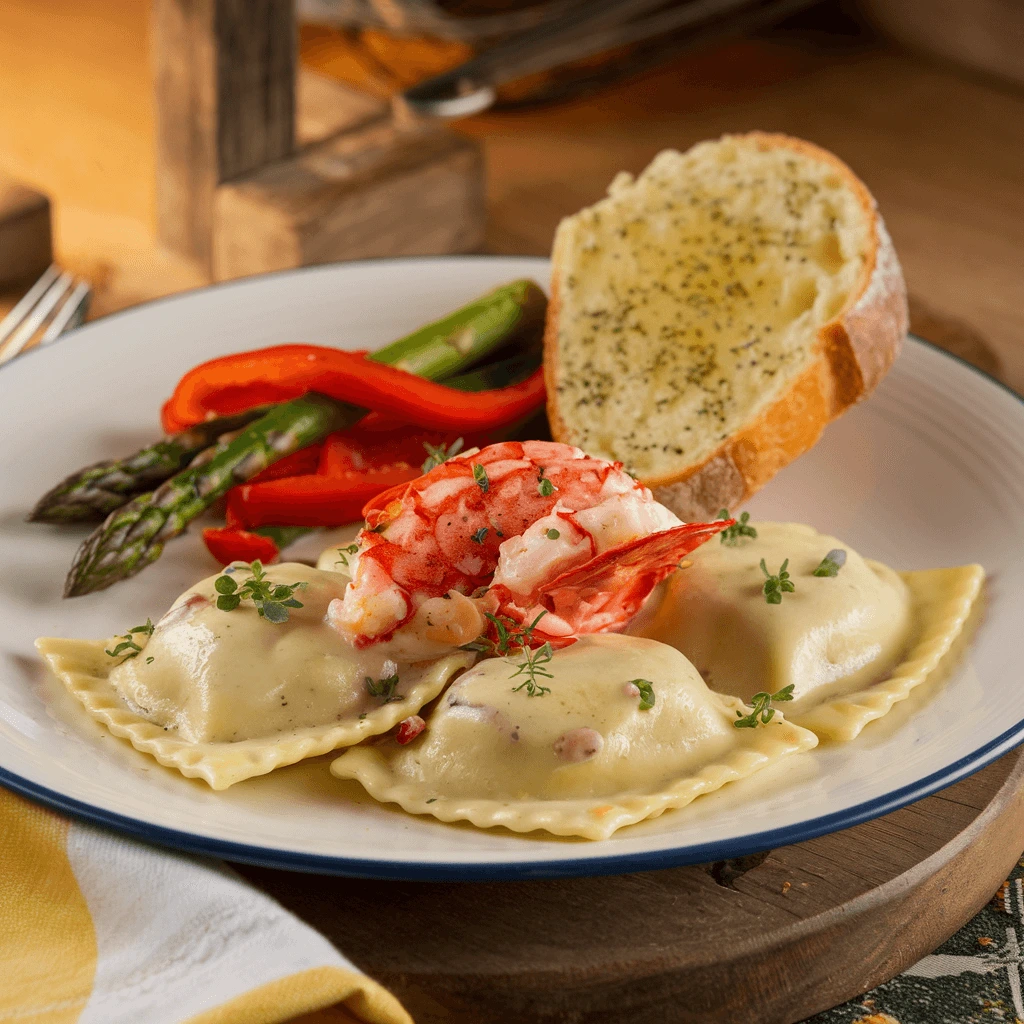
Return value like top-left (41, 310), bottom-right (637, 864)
top-left (0, 788), bottom-right (411, 1024)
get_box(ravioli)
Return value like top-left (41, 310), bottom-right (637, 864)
top-left (631, 521), bottom-right (984, 741)
top-left (330, 634), bottom-right (817, 839)
top-left (315, 523), bottom-right (363, 576)
top-left (37, 562), bottom-right (473, 789)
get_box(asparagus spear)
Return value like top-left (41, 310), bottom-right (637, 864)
top-left (373, 278), bottom-right (545, 380)
top-left (64, 280), bottom-right (546, 597)
top-left (65, 395), bottom-right (348, 597)
top-left (439, 349), bottom-right (540, 392)
top-left (28, 408), bottom-right (272, 524)
top-left (38, 280), bottom-right (545, 525)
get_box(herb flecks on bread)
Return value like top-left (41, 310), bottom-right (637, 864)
top-left (544, 132), bottom-right (907, 519)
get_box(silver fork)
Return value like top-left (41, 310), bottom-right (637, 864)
top-left (0, 264), bottom-right (92, 366)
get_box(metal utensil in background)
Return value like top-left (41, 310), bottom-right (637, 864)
top-left (299, 0), bottom-right (589, 42)
top-left (400, 0), bottom-right (823, 117)
top-left (0, 264), bottom-right (92, 365)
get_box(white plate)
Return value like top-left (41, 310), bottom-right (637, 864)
top-left (0, 256), bottom-right (1020, 880)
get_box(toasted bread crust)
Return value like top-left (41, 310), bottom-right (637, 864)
top-left (544, 131), bottom-right (908, 521)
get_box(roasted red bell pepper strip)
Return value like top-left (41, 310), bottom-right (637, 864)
top-left (202, 524), bottom-right (313, 565)
top-left (160, 348), bottom-right (369, 432)
top-left (161, 345), bottom-right (545, 434)
top-left (225, 466), bottom-right (421, 529)
top-left (318, 427), bottom-right (475, 477)
top-left (222, 428), bottom-right (470, 531)
top-left (203, 527), bottom-right (282, 565)
top-left (335, 352), bottom-right (542, 437)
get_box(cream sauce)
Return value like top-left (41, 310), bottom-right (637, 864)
top-left (109, 562), bottom-right (422, 744)
top-left (344, 634), bottom-right (743, 802)
top-left (631, 521), bottom-right (913, 715)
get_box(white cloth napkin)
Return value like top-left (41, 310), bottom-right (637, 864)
top-left (1, 788), bottom-right (410, 1024)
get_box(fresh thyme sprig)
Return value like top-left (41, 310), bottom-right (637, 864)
top-left (365, 665), bottom-right (401, 703)
top-left (105, 618), bottom-right (155, 659)
top-left (461, 610), bottom-right (548, 657)
top-left (461, 610), bottom-right (554, 696)
top-left (214, 560), bottom-right (307, 623)
top-left (472, 463), bottom-right (490, 492)
top-left (761, 558), bottom-right (795, 604)
top-left (718, 508), bottom-right (757, 545)
top-left (510, 641), bottom-right (554, 697)
top-left (421, 437), bottom-right (464, 473)
top-left (812, 548), bottom-right (847, 577)
top-left (334, 543), bottom-right (359, 570)
top-left (733, 684), bottom-right (795, 728)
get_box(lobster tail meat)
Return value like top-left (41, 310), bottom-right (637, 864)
top-left (494, 520), bottom-right (731, 639)
top-left (327, 439), bottom-right (731, 656)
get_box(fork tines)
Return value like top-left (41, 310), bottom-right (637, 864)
top-left (0, 264), bottom-right (92, 365)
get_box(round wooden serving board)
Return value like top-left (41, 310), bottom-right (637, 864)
top-left (242, 748), bottom-right (1024, 1024)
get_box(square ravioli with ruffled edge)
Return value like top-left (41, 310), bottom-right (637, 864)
top-left (330, 634), bottom-right (818, 840)
top-left (631, 521), bottom-right (985, 741)
top-left (37, 562), bottom-right (473, 789)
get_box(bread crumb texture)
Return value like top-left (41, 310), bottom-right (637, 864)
top-left (550, 135), bottom-right (871, 478)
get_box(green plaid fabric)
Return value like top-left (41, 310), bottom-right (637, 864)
top-left (810, 855), bottom-right (1024, 1023)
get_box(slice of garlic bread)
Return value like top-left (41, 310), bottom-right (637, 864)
top-left (544, 132), bottom-right (907, 519)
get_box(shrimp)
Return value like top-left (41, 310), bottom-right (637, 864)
top-left (326, 440), bottom-right (729, 654)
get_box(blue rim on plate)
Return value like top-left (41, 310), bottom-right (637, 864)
top-left (1, 259), bottom-right (1020, 881)
top-left (2, 717), bottom-right (1023, 880)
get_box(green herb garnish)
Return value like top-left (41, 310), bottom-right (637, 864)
top-left (461, 610), bottom-right (547, 657)
top-left (546, 528), bottom-right (560, 540)
top-left (761, 558), bottom-right (794, 605)
top-left (421, 437), bottom-right (464, 473)
top-left (718, 509), bottom-right (757, 545)
top-left (365, 670), bottom-right (401, 703)
top-left (812, 549), bottom-right (847, 577)
top-left (334, 543), bottom-right (360, 569)
top-left (537, 467), bottom-right (557, 497)
top-left (214, 560), bottom-right (307, 623)
top-left (472, 463), bottom-right (489, 492)
top-left (471, 526), bottom-right (488, 544)
top-left (733, 684), bottom-right (795, 728)
top-left (630, 678), bottom-right (656, 711)
top-left (105, 618), bottom-right (155, 659)
top-left (510, 641), bottom-right (554, 697)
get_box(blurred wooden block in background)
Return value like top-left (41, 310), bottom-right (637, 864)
top-left (153, 0), bottom-right (297, 271)
top-left (0, 177), bottom-right (52, 288)
top-left (213, 70), bottom-right (486, 282)
top-left (213, 106), bottom-right (485, 280)
top-left (154, 0), bottom-right (485, 283)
